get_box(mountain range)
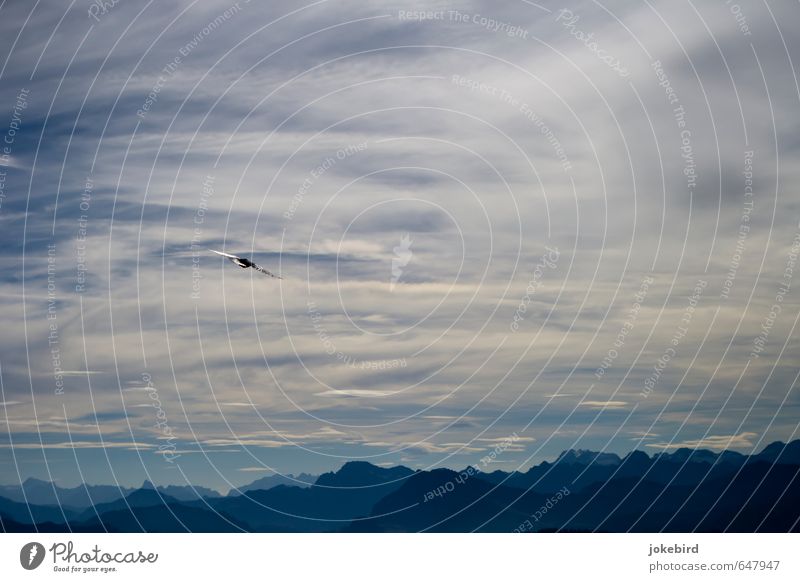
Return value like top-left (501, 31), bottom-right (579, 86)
top-left (2, 440), bottom-right (798, 532)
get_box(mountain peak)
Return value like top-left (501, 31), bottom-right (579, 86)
top-left (315, 461), bottom-right (414, 488)
top-left (654, 447), bottom-right (745, 465)
top-left (22, 477), bottom-right (51, 486)
top-left (231, 472), bottom-right (317, 496)
top-left (623, 450), bottom-right (651, 463)
top-left (757, 440), bottom-right (800, 464)
top-left (556, 449), bottom-right (621, 466)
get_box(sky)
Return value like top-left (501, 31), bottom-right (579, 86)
top-left (0, 0), bottom-right (799, 492)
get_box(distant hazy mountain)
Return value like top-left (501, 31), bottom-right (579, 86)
top-left (652, 448), bottom-right (746, 465)
top-left (76, 488), bottom-right (183, 523)
top-left (229, 473), bottom-right (317, 496)
top-left (3, 441), bottom-right (798, 532)
top-left (0, 478), bottom-right (220, 509)
top-left (315, 461), bottom-right (414, 487)
top-left (0, 478), bottom-right (133, 508)
top-left (140, 480), bottom-right (221, 501)
top-left (555, 449), bottom-right (622, 466)
top-left (204, 462), bottom-right (416, 532)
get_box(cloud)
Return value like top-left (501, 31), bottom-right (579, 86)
top-left (0, 0), bottom-right (798, 486)
top-left (580, 400), bottom-right (629, 409)
top-left (646, 432), bottom-right (759, 451)
top-left (199, 438), bottom-right (293, 448)
top-left (0, 441), bottom-right (155, 450)
top-left (628, 431), bottom-right (659, 439)
top-left (315, 389), bottom-right (396, 397)
top-left (364, 440), bottom-right (486, 454)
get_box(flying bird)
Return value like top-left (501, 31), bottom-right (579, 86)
top-left (209, 249), bottom-right (282, 279)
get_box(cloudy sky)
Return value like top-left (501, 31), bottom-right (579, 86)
top-left (0, 0), bottom-right (799, 491)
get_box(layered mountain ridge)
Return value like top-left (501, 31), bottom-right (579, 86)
top-left (2, 440), bottom-right (798, 532)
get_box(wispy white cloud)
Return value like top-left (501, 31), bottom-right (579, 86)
top-left (646, 432), bottom-right (759, 451)
top-left (316, 389), bottom-right (396, 397)
top-left (0, 441), bottom-right (155, 450)
top-left (0, 0), bottom-right (797, 486)
top-left (580, 400), bottom-right (629, 409)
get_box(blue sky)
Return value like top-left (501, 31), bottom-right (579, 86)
top-left (1, 0), bottom-right (799, 492)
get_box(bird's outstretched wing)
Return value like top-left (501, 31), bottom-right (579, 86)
top-left (209, 249), bottom-right (240, 259)
top-left (250, 262), bottom-right (282, 279)
top-left (209, 249), bottom-right (282, 278)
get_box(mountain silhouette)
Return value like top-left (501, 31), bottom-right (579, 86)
top-left (228, 472), bottom-right (317, 496)
top-left (314, 461), bottom-right (414, 488)
top-left (0, 478), bottom-right (133, 508)
top-left (140, 480), bottom-right (221, 500)
top-left (555, 449), bottom-right (622, 466)
top-left (203, 462), bottom-right (416, 532)
top-left (753, 440), bottom-right (800, 464)
top-left (2, 441), bottom-right (798, 532)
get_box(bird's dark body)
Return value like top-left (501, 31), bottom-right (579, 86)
top-left (209, 249), bottom-right (281, 278)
